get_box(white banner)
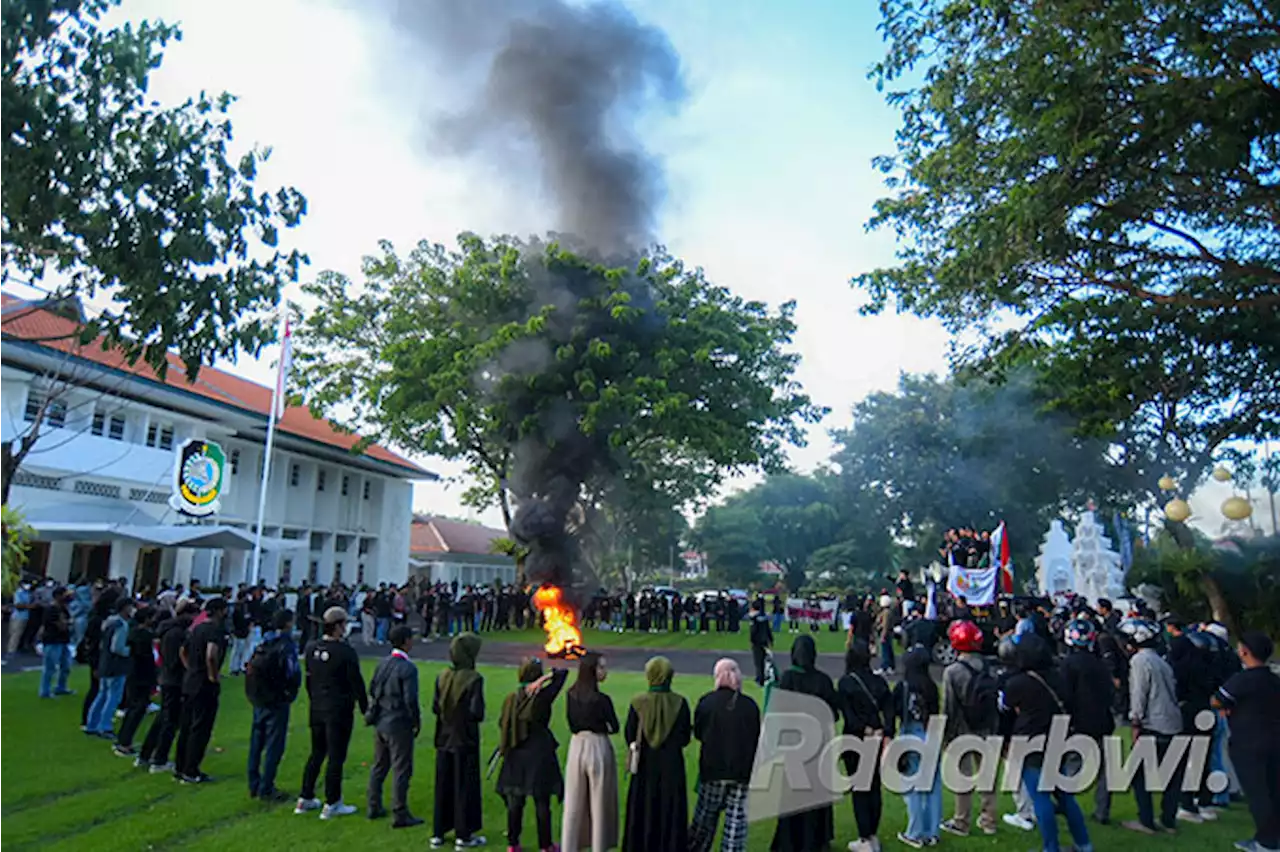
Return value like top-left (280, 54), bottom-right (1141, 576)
top-left (947, 565), bottom-right (998, 606)
top-left (785, 599), bottom-right (840, 623)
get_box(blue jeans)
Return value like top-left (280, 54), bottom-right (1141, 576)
top-left (772, 613), bottom-right (784, 633)
top-left (40, 643), bottom-right (72, 697)
top-left (1021, 762), bottom-right (1092, 852)
top-left (879, 637), bottom-right (896, 671)
top-left (1209, 711), bottom-right (1230, 805)
top-left (247, 703), bottom-right (291, 795)
top-left (901, 721), bottom-right (943, 841)
top-left (376, 617), bottom-right (390, 642)
top-left (86, 674), bottom-right (127, 734)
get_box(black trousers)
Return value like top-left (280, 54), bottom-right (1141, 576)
top-left (1232, 739), bottom-right (1280, 850)
top-left (1132, 733), bottom-right (1183, 830)
top-left (368, 727), bottom-right (415, 818)
top-left (175, 682), bottom-right (221, 777)
top-left (140, 684), bottom-right (183, 765)
top-left (301, 713), bottom-right (354, 805)
top-left (851, 764), bottom-right (883, 838)
top-left (752, 644), bottom-right (768, 686)
top-left (505, 794), bottom-right (552, 848)
top-left (434, 748), bottom-right (482, 841)
top-left (116, 683), bottom-right (153, 747)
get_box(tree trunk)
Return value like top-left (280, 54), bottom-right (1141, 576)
top-left (515, 553), bottom-right (526, 588)
top-left (2, 433), bottom-right (39, 506)
top-left (1200, 574), bottom-right (1237, 636)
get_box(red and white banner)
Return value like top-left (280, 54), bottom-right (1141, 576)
top-left (947, 565), bottom-right (998, 606)
top-left (991, 520), bottom-right (1014, 594)
top-left (784, 598), bottom-right (840, 623)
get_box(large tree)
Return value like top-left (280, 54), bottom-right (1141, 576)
top-left (858, 0), bottom-right (1280, 490)
top-left (1, 0), bottom-right (307, 499)
top-left (292, 235), bottom-right (823, 555)
top-left (829, 371), bottom-right (1135, 577)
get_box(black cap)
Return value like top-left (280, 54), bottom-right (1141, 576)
top-left (1241, 630), bottom-right (1274, 663)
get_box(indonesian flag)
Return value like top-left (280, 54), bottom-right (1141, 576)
top-left (992, 521), bottom-right (1014, 593)
top-left (275, 317), bottom-right (292, 419)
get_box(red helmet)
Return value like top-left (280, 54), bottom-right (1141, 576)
top-left (948, 619), bottom-right (983, 652)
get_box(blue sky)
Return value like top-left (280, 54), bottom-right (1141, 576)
top-left (73, 0), bottom-right (952, 526)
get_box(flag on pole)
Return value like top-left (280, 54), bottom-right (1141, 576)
top-left (992, 521), bottom-right (1014, 593)
top-left (274, 318), bottom-right (292, 419)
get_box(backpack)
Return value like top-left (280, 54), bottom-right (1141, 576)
top-left (959, 659), bottom-right (1000, 732)
top-left (245, 638), bottom-right (293, 707)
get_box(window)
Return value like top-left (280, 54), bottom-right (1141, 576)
top-left (107, 416), bottom-right (125, 441)
top-left (362, 480), bottom-right (371, 500)
top-left (334, 562), bottom-right (343, 583)
top-left (357, 563), bottom-right (366, 584)
top-left (317, 470), bottom-right (326, 492)
top-left (358, 538), bottom-right (370, 555)
top-left (341, 475), bottom-right (350, 496)
top-left (92, 411), bottom-right (105, 436)
top-left (145, 423), bottom-right (173, 450)
top-left (308, 560), bottom-right (318, 583)
top-left (280, 559), bottom-right (292, 585)
top-left (23, 390), bottom-right (66, 428)
top-left (335, 535), bottom-right (349, 553)
top-left (229, 449), bottom-right (240, 475)
top-left (290, 464), bottom-right (300, 487)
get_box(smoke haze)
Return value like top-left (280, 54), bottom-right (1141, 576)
top-left (370, 0), bottom-right (686, 253)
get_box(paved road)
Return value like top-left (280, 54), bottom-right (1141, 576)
top-left (351, 636), bottom-right (855, 679)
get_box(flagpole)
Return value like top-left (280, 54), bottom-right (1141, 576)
top-left (249, 318), bottom-right (288, 586)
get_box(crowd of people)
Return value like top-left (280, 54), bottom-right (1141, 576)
top-left (7, 570), bottom-right (1279, 852)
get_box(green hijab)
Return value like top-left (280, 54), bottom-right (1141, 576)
top-left (498, 657), bottom-right (545, 755)
top-left (437, 632), bottom-right (482, 719)
top-left (630, 656), bottom-right (683, 749)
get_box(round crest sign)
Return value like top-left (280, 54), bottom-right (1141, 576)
top-left (170, 438), bottom-right (227, 517)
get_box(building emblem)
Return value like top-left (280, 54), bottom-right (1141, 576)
top-left (170, 438), bottom-right (227, 517)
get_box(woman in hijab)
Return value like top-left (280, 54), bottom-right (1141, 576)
top-left (432, 632), bottom-right (486, 848)
top-left (893, 646), bottom-right (942, 848)
top-left (562, 652), bottom-right (620, 852)
top-left (622, 655), bottom-right (691, 852)
top-left (771, 634), bottom-right (841, 852)
top-left (689, 658), bottom-right (760, 852)
top-left (839, 639), bottom-right (894, 852)
top-left (497, 657), bottom-right (569, 852)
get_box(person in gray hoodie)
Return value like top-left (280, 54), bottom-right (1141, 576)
top-left (365, 625), bottom-right (422, 828)
top-left (1120, 618), bottom-right (1185, 836)
top-left (940, 620), bottom-right (999, 837)
top-left (84, 598), bottom-right (135, 737)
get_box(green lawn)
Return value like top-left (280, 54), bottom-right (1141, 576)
top-left (488, 624), bottom-right (855, 655)
top-left (0, 659), bottom-right (1252, 852)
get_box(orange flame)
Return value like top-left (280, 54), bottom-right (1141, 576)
top-left (533, 585), bottom-right (583, 657)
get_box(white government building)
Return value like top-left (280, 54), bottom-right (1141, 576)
top-left (1, 295), bottom-right (436, 590)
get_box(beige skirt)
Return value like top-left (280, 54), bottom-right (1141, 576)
top-left (560, 732), bottom-right (620, 851)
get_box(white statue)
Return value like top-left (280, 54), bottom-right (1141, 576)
top-left (1036, 520), bottom-right (1075, 596)
top-left (1072, 511), bottom-right (1126, 605)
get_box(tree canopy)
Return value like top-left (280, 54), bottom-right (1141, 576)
top-left (857, 0), bottom-right (1280, 489)
top-left (292, 235), bottom-right (824, 560)
top-left (2, 0), bottom-right (307, 377)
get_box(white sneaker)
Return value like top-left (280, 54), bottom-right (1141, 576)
top-left (320, 802), bottom-right (357, 820)
top-left (847, 841), bottom-right (871, 852)
top-left (1002, 813), bottom-right (1035, 831)
top-left (149, 762), bottom-right (175, 775)
top-left (294, 797), bottom-right (322, 815)
top-left (455, 836), bottom-right (486, 848)
top-left (1176, 808), bottom-right (1204, 824)
top-left (1195, 807), bottom-right (1218, 821)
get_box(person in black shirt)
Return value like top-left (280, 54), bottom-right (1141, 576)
top-left (296, 606), bottom-right (368, 819)
top-left (561, 652), bottom-right (620, 852)
top-left (139, 603), bottom-right (196, 772)
top-left (229, 592), bottom-right (252, 674)
top-left (1061, 618), bottom-right (1115, 824)
top-left (175, 597), bottom-right (228, 783)
top-left (247, 608), bottom-right (301, 803)
top-left (688, 658), bottom-right (760, 852)
top-left (748, 598), bottom-right (774, 686)
top-left (896, 570), bottom-right (916, 605)
top-left (1213, 630), bottom-right (1280, 852)
top-left (37, 586), bottom-right (74, 699)
top-left (114, 607), bottom-right (159, 756)
top-left (771, 635), bottom-right (840, 852)
top-left (839, 640), bottom-right (894, 850)
top-left (998, 634), bottom-right (1091, 852)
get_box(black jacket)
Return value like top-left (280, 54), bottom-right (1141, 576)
top-left (693, 687), bottom-right (761, 784)
top-left (304, 637), bottom-right (368, 721)
top-left (156, 615), bottom-right (193, 688)
top-left (367, 652), bottom-right (420, 734)
top-left (838, 667), bottom-right (895, 737)
top-left (1061, 649), bottom-right (1115, 736)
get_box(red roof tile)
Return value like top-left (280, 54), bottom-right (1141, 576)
top-left (410, 517), bottom-right (509, 556)
top-left (0, 295), bottom-right (430, 477)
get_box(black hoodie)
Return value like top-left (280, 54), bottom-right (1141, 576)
top-left (156, 615), bottom-right (193, 688)
top-left (776, 635), bottom-right (840, 716)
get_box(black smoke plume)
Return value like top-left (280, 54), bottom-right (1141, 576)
top-left (358, 0), bottom-right (686, 600)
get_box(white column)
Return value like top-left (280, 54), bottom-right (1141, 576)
top-left (46, 541), bottom-right (74, 583)
top-left (109, 539), bottom-right (141, 584)
top-left (172, 548), bottom-right (195, 587)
